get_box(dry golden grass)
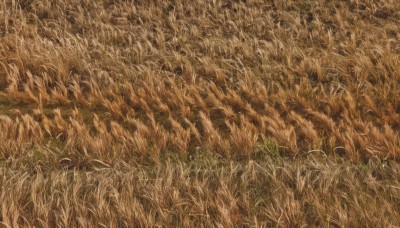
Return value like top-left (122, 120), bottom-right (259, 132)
top-left (1, 155), bottom-right (400, 227)
top-left (0, 0), bottom-right (400, 226)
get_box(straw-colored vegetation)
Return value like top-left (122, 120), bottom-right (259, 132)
top-left (2, 156), bottom-right (400, 227)
top-left (0, 0), bottom-right (399, 226)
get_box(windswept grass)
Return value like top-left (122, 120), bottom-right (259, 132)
top-left (0, 0), bottom-right (399, 226)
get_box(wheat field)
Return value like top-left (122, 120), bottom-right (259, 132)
top-left (0, 0), bottom-right (400, 226)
